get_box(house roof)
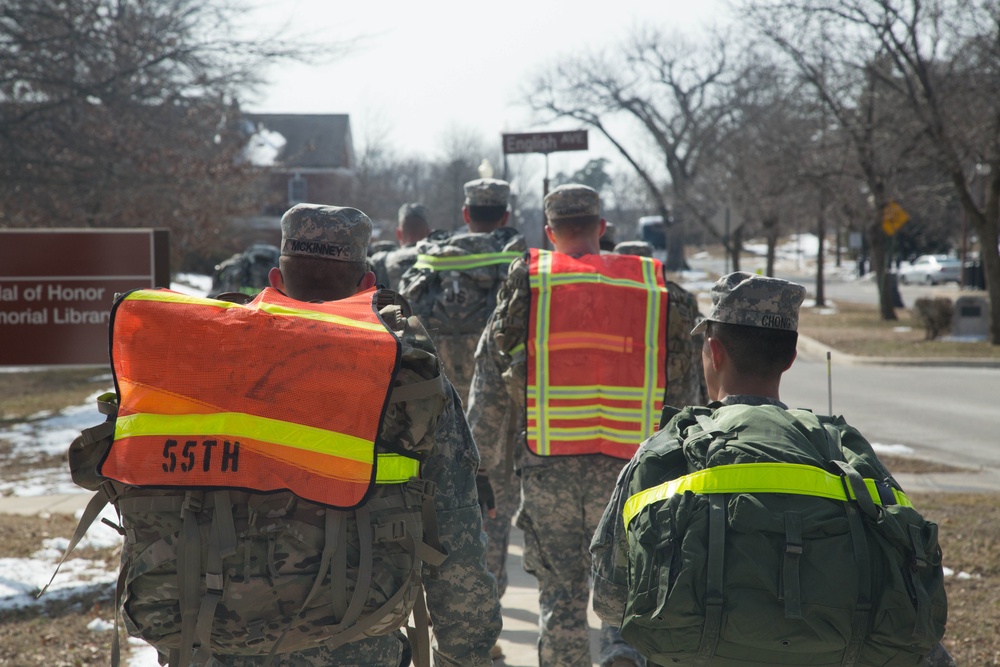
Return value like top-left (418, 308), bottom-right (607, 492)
top-left (243, 113), bottom-right (354, 170)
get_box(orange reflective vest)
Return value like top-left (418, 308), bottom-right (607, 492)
top-left (525, 249), bottom-right (669, 459)
top-left (99, 287), bottom-right (412, 509)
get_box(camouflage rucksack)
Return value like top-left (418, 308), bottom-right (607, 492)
top-left (618, 403), bottom-right (946, 666)
top-left (45, 288), bottom-right (449, 667)
top-left (398, 226), bottom-right (524, 399)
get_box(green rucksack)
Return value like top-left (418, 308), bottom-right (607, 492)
top-left (398, 227), bottom-right (524, 399)
top-left (44, 290), bottom-right (449, 667)
top-left (620, 403), bottom-right (946, 666)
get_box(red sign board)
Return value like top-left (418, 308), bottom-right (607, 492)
top-left (0, 229), bottom-right (170, 366)
top-left (502, 130), bottom-right (589, 155)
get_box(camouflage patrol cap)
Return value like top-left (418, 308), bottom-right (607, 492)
top-left (464, 178), bottom-right (510, 207)
top-left (692, 271), bottom-right (806, 335)
top-left (614, 240), bottom-right (654, 257)
top-left (398, 202), bottom-right (429, 224)
top-left (279, 203), bottom-right (372, 262)
top-left (544, 183), bottom-right (601, 221)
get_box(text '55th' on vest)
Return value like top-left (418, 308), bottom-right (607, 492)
top-left (102, 286), bottom-right (406, 508)
top-left (524, 248), bottom-right (669, 459)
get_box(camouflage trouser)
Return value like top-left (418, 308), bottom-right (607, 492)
top-left (205, 631), bottom-right (408, 667)
top-left (483, 460), bottom-right (515, 598)
top-left (516, 456), bottom-right (644, 667)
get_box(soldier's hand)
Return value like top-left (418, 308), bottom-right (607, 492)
top-left (476, 472), bottom-right (497, 520)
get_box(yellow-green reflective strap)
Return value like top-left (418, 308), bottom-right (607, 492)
top-left (375, 452), bottom-right (420, 483)
top-left (125, 290), bottom-right (387, 334)
top-left (532, 251), bottom-right (554, 453)
top-left (116, 412), bottom-right (420, 482)
top-left (527, 425), bottom-right (654, 445)
top-left (413, 252), bottom-right (522, 271)
top-left (528, 403), bottom-right (653, 421)
top-left (541, 271), bottom-right (669, 293)
top-left (622, 462), bottom-right (913, 529)
top-left (527, 384), bottom-right (651, 400)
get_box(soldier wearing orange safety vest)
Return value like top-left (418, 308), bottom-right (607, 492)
top-left (466, 184), bottom-right (703, 667)
top-left (96, 204), bottom-right (501, 667)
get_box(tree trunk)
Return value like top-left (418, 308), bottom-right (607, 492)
top-left (665, 219), bottom-right (688, 272)
top-left (869, 219), bottom-right (897, 321)
top-left (815, 189), bottom-right (827, 307)
top-left (729, 225), bottom-right (743, 273)
top-left (979, 222), bottom-right (1000, 344)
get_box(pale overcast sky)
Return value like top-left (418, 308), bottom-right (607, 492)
top-left (244, 0), bottom-right (731, 174)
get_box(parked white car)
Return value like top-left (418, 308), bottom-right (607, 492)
top-left (898, 255), bottom-right (962, 285)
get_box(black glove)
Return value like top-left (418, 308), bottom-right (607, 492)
top-left (476, 473), bottom-right (496, 514)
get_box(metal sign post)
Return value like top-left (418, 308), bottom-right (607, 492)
top-left (502, 130), bottom-right (589, 249)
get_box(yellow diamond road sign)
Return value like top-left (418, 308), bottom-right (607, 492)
top-left (882, 201), bottom-right (910, 237)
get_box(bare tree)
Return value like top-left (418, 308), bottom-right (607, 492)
top-left (526, 28), bottom-right (752, 271)
top-left (0, 0), bottom-right (341, 270)
top-left (746, 0), bottom-right (1000, 339)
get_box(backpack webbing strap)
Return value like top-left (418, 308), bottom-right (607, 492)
top-left (407, 582), bottom-right (432, 667)
top-left (694, 493), bottom-right (726, 666)
top-left (37, 489), bottom-right (113, 596)
top-left (782, 511), bottom-right (804, 619)
top-left (822, 424), bottom-right (871, 667)
top-left (908, 524), bottom-right (935, 641)
top-left (191, 491), bottom-right (238, 666)
top-left (840, 501), bottom-right (871, 667)
top-left (330, 509), bottom-right (350, 622)
top-left (177, 490), bottom-right (204, 667)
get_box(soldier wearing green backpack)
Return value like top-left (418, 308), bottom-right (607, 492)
top-left (592, 271), bottom-right (953, 667)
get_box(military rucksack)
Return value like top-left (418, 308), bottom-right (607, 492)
top-left (618, 403), bottom-right (946, 666)
top-left (44, 287), bottom-right (449, 667)
top-left (398, 226), bottom-right (524, 399)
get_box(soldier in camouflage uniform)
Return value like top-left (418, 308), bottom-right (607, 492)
top-left (398, 180), bottom-right (524, 639)
top-left (466, 184), bottom-right (703, 667)
top-left (371, 203), bottom-right (433, 291)
top-left (590, 271), bottom-right (955, 667)
top-left (217, 203), bottom-right (501, 667)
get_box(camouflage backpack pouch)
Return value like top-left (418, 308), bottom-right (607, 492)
top-left (399, 227), bottom-right (524, 397)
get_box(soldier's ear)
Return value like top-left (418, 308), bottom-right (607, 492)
top-left (268, 266), bottom-right (285, 291)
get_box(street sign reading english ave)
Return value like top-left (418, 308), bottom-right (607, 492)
top-left (502, 130), bottom-right (588, 154)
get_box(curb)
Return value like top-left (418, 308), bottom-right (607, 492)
top-left (796, 334), bottom-right (1000, 368)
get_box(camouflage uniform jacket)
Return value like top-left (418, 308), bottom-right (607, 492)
top-left (466, 254), bottom-right (703, 474)
top-left (373, 303), bottom-right (501, 666)
top-left (371, 244), bottom-right (420, 292)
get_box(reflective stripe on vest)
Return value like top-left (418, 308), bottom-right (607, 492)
top-left (526, 249), bottom-right (669, 459)
top-left (100, 287), bottom-right (412, 510)
top-left (622, 461), bottom-right (914, 529)
top-left (412, 251), bottom-right (523, 272)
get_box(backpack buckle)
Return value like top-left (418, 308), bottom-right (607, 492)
top-left (375, 519), bottom-right (408, 543)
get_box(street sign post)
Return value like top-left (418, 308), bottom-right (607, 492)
top-left (501, 130), bottom-right (588, 155)
top-left (501, 130), bottom-right (590, 249)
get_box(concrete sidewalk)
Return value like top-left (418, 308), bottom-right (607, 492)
top-left (0, 492), bottom-right (605, 666)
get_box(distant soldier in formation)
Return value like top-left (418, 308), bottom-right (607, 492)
top-left (370, 202), bottom-right (432, 291)
top-left (398, 178), bottom-right (525, 662)
top-left (467, 184), bottom-right (703, 666)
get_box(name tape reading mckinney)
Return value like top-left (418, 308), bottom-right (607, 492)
top-left (502, 130), bottom-right (589, 155)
